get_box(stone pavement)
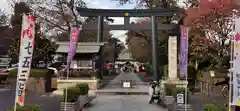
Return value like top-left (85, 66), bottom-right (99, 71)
top-left (96, 88), bottom-right (148, 95)
top-left (83, 73), bottom-right (167, 111)
top-left (102, 72), bottom-right (149, 89)
top-left (82, 95), bottom-right (168, 111)
top-left (0, 89), bottom-right (61, 111)
top-left (97, 72), bottom-right (150, 95)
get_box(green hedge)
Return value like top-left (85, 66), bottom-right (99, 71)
top-left (136, 74), bottom-right (146, 81)
top-left (165, 84), bottom-right (189, 96)
top-left (9, 104), bottom-right (40, 111)
top-left (63, 86), bottom-right (81, 102)
top-left (163, 65), bottom-right (168, 78)
top-left (63, 83), bottom-right (89, 102)
top-left (76, 83), bottom-right (89, 95)
top-left (165, 84), bottom-right (176, 96)
top-left (143, 64), bottom-right (153, 76)
top-left (8, 68), bottom-right (49, 78)
top-left (173, 87), bottom-right (188, 96)
top-left (202, 104), bottom-right (226, 111)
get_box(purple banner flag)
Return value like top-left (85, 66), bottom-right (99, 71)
top-left (67, 27), bottom-right (80, 65)
top-left (179, 26), bottom-right (189, 78)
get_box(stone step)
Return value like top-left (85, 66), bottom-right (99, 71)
top-left (102, 85), bottom-right (149, 88)
top-left (0, 88), bottom-right (14, 92)
top-left (96, 89), bottom-right (149, 95)
top-left (177, 104), bottom-right (193, 111)
top-left (60, 102), bottom-right (75, 111)
top-left (53, 90), bottom-right (97, 97)
top-left (52, 89), bottom-right (64, 95)
top-left (101, 80), bottom-right (150, 84)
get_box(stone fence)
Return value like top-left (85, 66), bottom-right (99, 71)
top-left (197, 80), bottom-right (224, 96)
top-left (196, 80), bottom-right (227, 104)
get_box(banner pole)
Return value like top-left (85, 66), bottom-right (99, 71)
top-left (13, 80), bottom-right (19, 111)
top-left (14, 1), bottom-right (22, 110)
top-left (185, 74), bottom-right (187, 111)
top-left (13, 13), bottom-right (25, 111)
top-left (229, 37), bottom-right (234, 111)
top-left (185, 27), bottom-right (189, 111)
top-left (64, 64), bottom-right (70, 111)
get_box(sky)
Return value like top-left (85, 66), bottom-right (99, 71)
top-left (0, 0), bottom-right (137, 42)
top-left (0, 0), bottom-right (187, 42)
top-left (83, 0), bottom-right (137, 42)
top-left (0, 0), bottom-right (10, 13)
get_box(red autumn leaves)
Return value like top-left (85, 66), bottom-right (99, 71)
top-left (183, 0), bottom-right (238, 26)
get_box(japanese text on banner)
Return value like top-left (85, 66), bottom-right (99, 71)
top-left (179, 26), bottom-right (189, 78)
top-left (15, 15), bottom-right (35, 106)
top-left (232, 33), bottom-right (240, 106)
top-left (67, 27), bottom-right (80, 65)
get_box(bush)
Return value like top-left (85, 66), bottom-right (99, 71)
top-left (165, 84), bottom-right (189, 96)
top-left (9, 104), bottom-right (40, 111)
top-left (165, 84), bottom-right (176, 96)
top-left (8, 68), bottom-right (49, 78)
top-left (202, 104), bottom-right (226, 111)
top-left (172, 87), bottom-right (189, 96)
top-left (163, 65), bottom-right (168, 78)
top-left (63, 86), bottom-right (81, 102)
top-left (143, 64), bottom-right (153, 76)
top-left (196, 70), bottom-right (203, 80)
top-left (76, 83), bottom-right (89, 95)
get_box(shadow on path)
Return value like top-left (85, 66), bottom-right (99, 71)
top-left (0, 90), bottom-right (61, 111)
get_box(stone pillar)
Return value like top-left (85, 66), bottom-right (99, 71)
top-left (168, 36), bottom-right (178, 80)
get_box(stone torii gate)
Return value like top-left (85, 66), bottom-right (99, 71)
top-left (76, 8), bottom-right (180, 81)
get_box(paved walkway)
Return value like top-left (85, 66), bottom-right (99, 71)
top-left (97, 72), bottom-right (150, 95)
top-left (102, 72), bottom-right (149, 89)
top-left (0, 89), bottom-right (61, 111)
top-left (83, 73), bottom-right (167, 111)
top-left (83, 95), bottom-right (168, 111)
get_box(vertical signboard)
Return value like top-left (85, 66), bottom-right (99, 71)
top-left (179, 26), bottom-right (189, 78)
top-left (232, 33), bottom-right (240, 106)
top-left (14, 14), bottom-right (35, 106)
top-left (66, 27), bottom-right (80, 65)
top-left (168, 36), bottom-right (178, 79)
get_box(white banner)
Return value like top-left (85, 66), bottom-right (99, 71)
top-left (232, 32), bottom-right (240, 106)
top-left (14, 14), bottom-right (35, 106)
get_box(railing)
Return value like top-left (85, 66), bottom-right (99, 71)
top-left (196, 80), bottom-right (227, 104)
top-left (196, 80), bottom-right (223, 96)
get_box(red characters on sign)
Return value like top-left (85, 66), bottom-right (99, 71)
top-left (236, 33), bottom-right (240, 41)
top-left (22, 16), bottom-right (35, 40)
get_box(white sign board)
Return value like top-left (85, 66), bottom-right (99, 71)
top-left (177, 93), bottom-right (184, 104)
top-left (210, 71), bottom-right (215, 77)
top-left (123, 82), bottom-right (131, 88)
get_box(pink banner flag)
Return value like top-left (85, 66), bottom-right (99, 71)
top-left (67, 27), bottom-right (80, 65)
top-left (179, 26), bottom-right (189, 78)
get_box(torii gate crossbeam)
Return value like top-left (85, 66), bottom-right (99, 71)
top-left (76, 8), bottom-right (178, 17)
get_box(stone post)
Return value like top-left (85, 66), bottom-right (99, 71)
top-left (168, 36), bottom-right (178, 80)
